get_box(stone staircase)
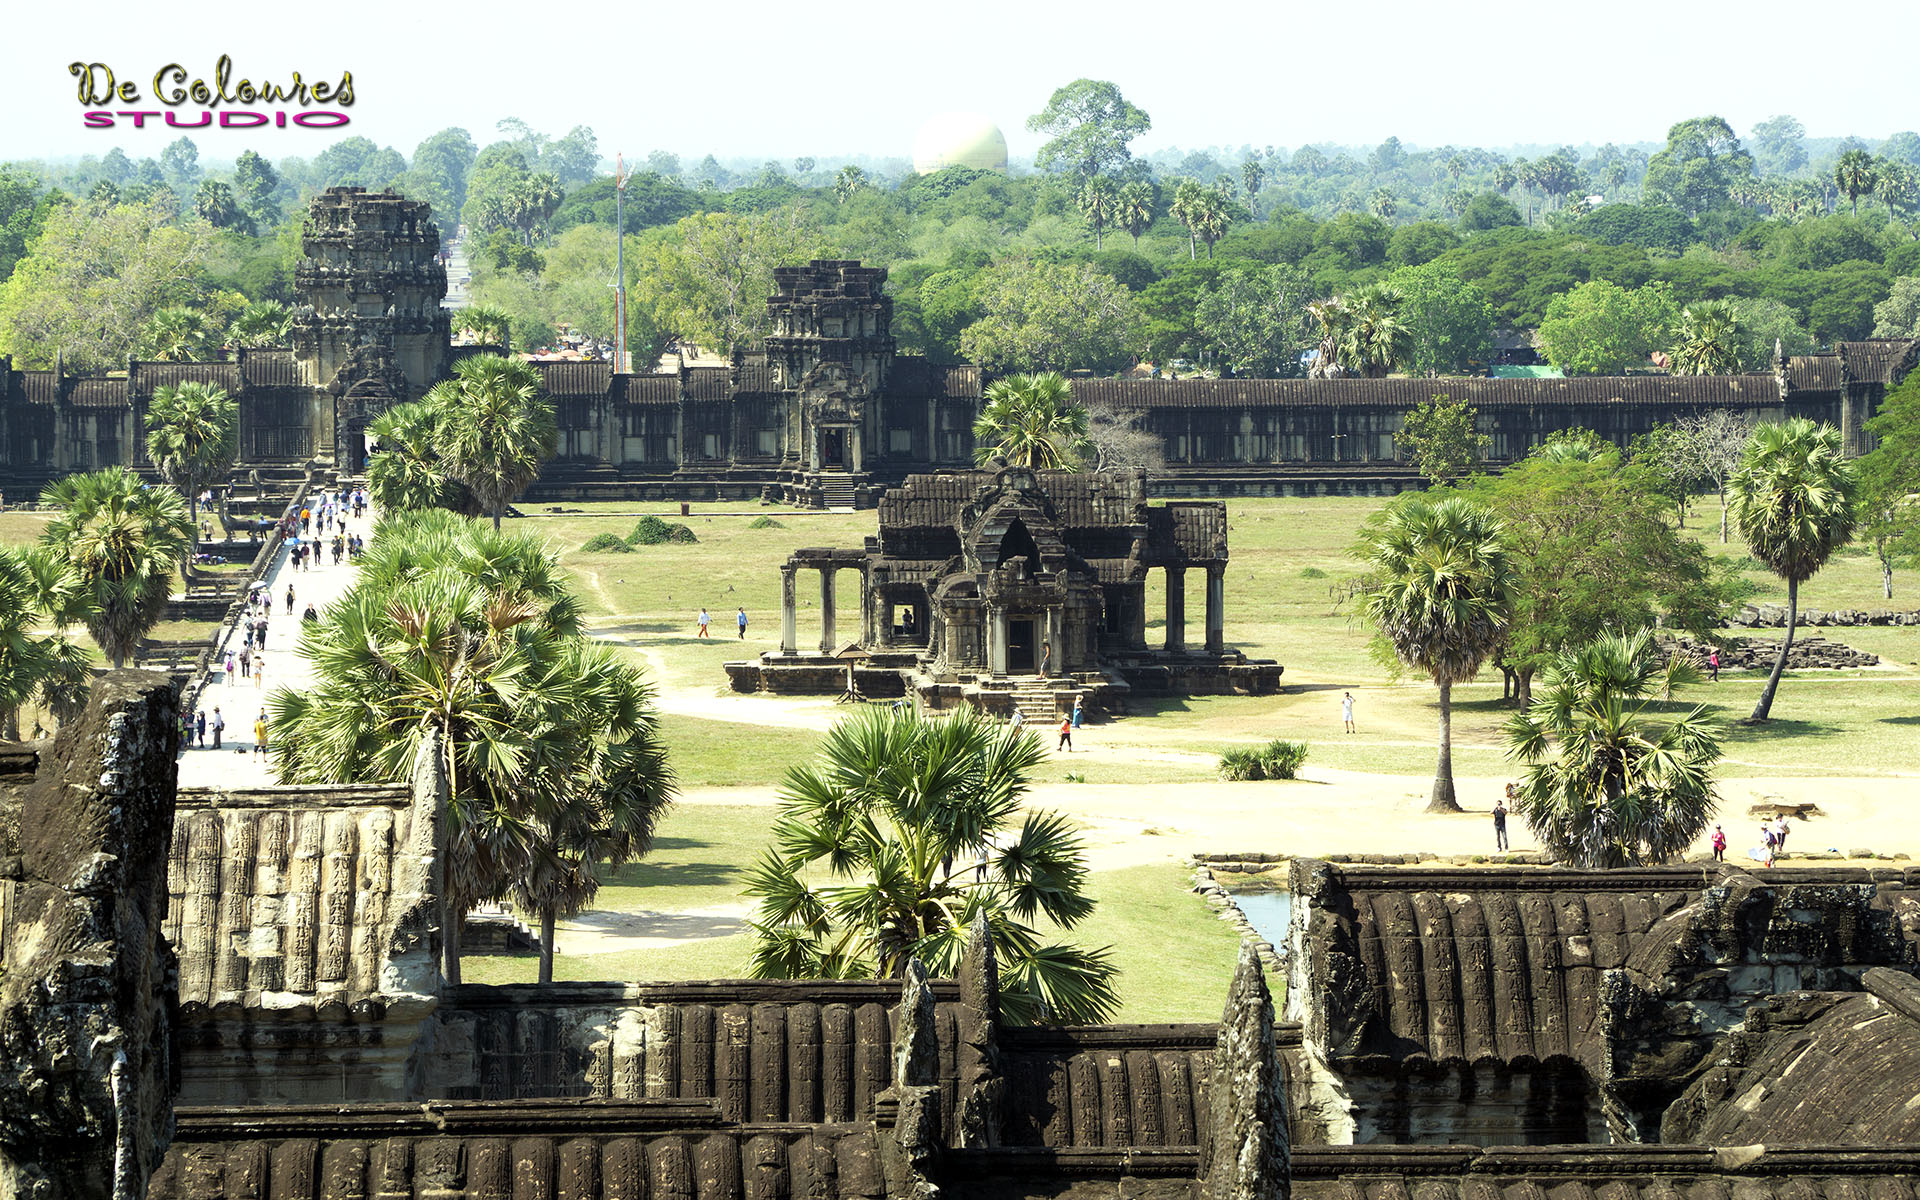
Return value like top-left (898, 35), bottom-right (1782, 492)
top-left (1009, 678), bottom-right (1063, 726)
top-left (817, 472), bottom-right (857, 510)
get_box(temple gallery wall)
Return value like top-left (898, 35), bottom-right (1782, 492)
top-left (2, 186), bottom-right (1914, 506)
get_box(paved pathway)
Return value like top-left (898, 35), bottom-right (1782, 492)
top-left (176, 497), bottom-right (376, 787)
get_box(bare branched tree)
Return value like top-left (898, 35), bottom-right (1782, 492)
top-left (1675, 409), bottom-right (1756, 542)
top-left (1085, 402), bottom-right (1165, 472)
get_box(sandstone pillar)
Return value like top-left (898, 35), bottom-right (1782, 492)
top-left (989, 609), bottom-right (1008, 676)
top-left (819, 568), bottom-right (837, 655)
top-left (780, 567), bottom-right (798, 654)
top-left (1206, 564), bottom-right (1226, 654)
top-left (1166, 566), bottom-right (1187, 653)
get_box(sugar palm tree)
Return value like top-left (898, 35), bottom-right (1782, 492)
top-left (1339, 285), bottom-right (1413, 377)
top-left (139, 306), bottom-right (222, 362)
top-left (227, 301), bottom-right (293, 348)
top-left (511, 638), bottom-right (674, 983)
top-left (1669, 300), bottom-right (1743, 376)
top-left (1170, 179), bottom-right (1209, 261)
top-left (430, 354), bottom-right (558, 530)
top-left (1355, 495), bottom-right (1513, 812)
top-left (269, 513), bottom-right (667, 984)
top-left (0, 547), bottom-right (92, 739)
top-left (144, 380), bottom-right (237, 545)
top-left (454, 305), bottom-right (512, 349)
top-left (1117, 181), bottom-right (1156, 248)
top-left (971, 372), bottom-right (1091, 471)
top-left (1077, 176), bottom-right (1118, 250)
top-left (1833, 149), bottom-right (1878, 215)
top-left (1306, 298), bottom-right (1351, 378)
top-left (1190, 185), bottom-right (1235, 258)
top-left (367, 400), bottom-right (462, 515)
top-left (744, 705), bottom-right (1117, 1025)
top-left (1506, 629), bottom-right (1722, 867)
top-left (1728, 419), bottom-right (1858, 722)
top-left (38, 467), bottom-right (193, 669)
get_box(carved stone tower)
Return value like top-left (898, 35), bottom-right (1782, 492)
top-left (765, 261), bottom-right (895, 478)
top-left (290, 187), bottom-right (451, 471)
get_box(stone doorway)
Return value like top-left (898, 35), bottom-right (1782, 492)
top-left (822, 430), bottom-right (845, 468)
top-left (1008, 618), bottom-right (1036, 674)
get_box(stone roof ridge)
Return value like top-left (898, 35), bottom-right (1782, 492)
top-left (1862, 965), bottom-right (1920, 1023)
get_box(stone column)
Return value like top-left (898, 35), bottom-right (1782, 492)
top-left (1165, 566), bottom-right (1187, 653)
top-left (810, 426), bottom-right (822, 471)
top-left (1129, 589), bottom-right (1148, 650)
top-left (1045, 608), bottom-right (1063, 675)
top-left (780, 567), bottom-right (797, 655)
top-left (989, 609), bottom-right (1008, 676)
top-left (1205, 564), bottom-right (1226, 654)
top-left (850, 426), bottom-right (863, 473)
top-left (819, 567), bottom-right (837, 655)
top-left (878, 597), bottom-right (894, 647)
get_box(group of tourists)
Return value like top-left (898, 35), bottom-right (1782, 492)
top-left (1005, 695), bottom-right (1086, 752)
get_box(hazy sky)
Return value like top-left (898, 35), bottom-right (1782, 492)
top-left (11, 0), bottom-right (1918, 166)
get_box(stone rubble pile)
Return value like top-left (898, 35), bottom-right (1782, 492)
top-left (1661, 633), bottom-right (1879, 670)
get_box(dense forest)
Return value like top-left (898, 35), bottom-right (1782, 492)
top-left (4, 86), bottom-right (1920, 380)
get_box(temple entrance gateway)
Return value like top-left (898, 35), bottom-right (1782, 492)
top-left (1008, 619), bottom-right (1036, 674)
top-left (822, 430), bottom-right (844, 468)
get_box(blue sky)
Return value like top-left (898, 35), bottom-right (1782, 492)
top-left (11, 0), bottom-right (1918, 165)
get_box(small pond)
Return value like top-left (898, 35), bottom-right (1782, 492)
top-left (1233, 890), bottom-right (1291, 948)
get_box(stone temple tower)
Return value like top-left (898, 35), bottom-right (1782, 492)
top-left (290, 187), bottom-right (451, 472)
top-left (763, 261), bottom-right (895, 479)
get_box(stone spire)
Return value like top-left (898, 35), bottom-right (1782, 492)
top-left (955, 913), bottom-right (1005, 1148)
top-left (1205, 942), bottom-right (1289, 1200)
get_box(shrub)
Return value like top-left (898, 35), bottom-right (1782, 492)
top-left (1256, 739), bottom-right (1308, 780)
top-left (628, 516), bottom-right (699, 545)
top-left (1219, 747), bottom-right (1266, 781)
top-left (581, 532), bottom-right (634, 553)
top-left (748, 515), bottom-right (786, 530)
top-left (1219, 739), bottom-right (1309, 782)
top-left (1300, 566), bottom-right (1327, 579)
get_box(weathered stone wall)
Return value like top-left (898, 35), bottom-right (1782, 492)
top-left (0, 671), bottom-right (180, 1200)
top-left (1730, 601), bottom-right (1920, 628)
top-left (1661, 633), bottom-right (1879, 671)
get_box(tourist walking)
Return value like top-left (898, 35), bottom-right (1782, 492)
top-left (1493, 793), bottom-right (1510, 851)
top-left (1708, 649), bottom-right (1720, 682)
top-left (1039, 640), bottom-right (1052, 677)
top-left (194, 710), bottom-right (206, 749)
top-left (1774, 815), bottom-right (1790, 854)
top-left (211, 706), bottom-right (225, 750)
top-left (286, 583), bottom-right (295, 614)
top-left (253, 713), bottom-right (269, 760)
top-left (1009, 709), bottom-right (1024, 732)
top-left (254, 651), bottom-right (265, 688)
top-left (696, 607), bottom-right (711, 638)
top-left (240, 646), bottom-right (251, 679)
top-left (224, 652), bottom-right (236, 687)
top-left (737, 607), bottom-right (748, 639)
top-left (1711, 824), bottom-right (1727, 862)
top-left (1072, 696), bottom-right (1084, 729)
top-left (1341, 691), bottom-right (1356, 733)
top-left (1057, 715), bottom-right (1073, 752)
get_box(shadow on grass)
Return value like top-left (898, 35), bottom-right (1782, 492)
top-left (1880, 715), bottom-right (1920, 726)
top-left (1721, 717), bottom-right (1844, 745)
top-left (562, 910), bottom-right (746, 940)
top-left (600, 860), bottom-right (741, 887)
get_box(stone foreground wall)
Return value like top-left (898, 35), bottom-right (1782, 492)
top-left (0, 672), bottom-right (180, 1200)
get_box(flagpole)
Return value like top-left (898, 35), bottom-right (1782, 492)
top-left (614, 152), bottom-right (628, 373)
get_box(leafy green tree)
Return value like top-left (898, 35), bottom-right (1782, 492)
top-left (144, 381), bottom-right (237, 540)
top-left (1859, 372), bottom-right (1920, 598)
top-left (428, 354), bottom-right (558, 529)
top-left (834, 165), bottom-right (868, 203)
top-left (38, 467), bottom-right (193, 669)
top-left (1505, 630), bottom-right (1721, 868)
top-left (1388, 262), bottom-right (1494, 375)
top-left (0, 199), bottom-right (210, 371)
top-left (1735, 297), bottom-right (1817, 368)
top-left (455, 303), bottom-right (512, 348)
top-left (1461, 438), bottom-right (1737, 705)
top-left (138, 306), bottom-right (222, 362)
top-left (1728, 419), bottom-right (1858, 722)
top-left (1669, 298), bottom-right (1743, 375)
top-left (1077, 176), bottom-right (1118, 250)
top-left (232, 149), bottom-right (281, 230)
top-left (463, 146), bottom-right (533, 238)
top-left (406, 128), bottom-right (478, 219)
top-left (1537, 280), bottom-right (1679, 376)
top-left (1241, 158), bottom-right (1265, 200)
top-left (1027, 79), bottom-right (1151, 183)
top-left (540, 125), bottom-right (600, 185)
top-left (1459, 190), bottom-right (1523, 232)
top-left (1642, 116), bottom-right (1754, 215)
top-left (959, 260), bottom-right (1142, 374)
top-left (159, 136), bottom-right (201, 197)
top-left (0, 547), bottom-right (92, 739)
top-left (633, 211), bottom-right (827, 351)
top-left (1327, 284), bottom-right (1413, 377)
top-left (1833, 149), bottom-right (1878, 215)
top-left (971, 372), bottom-right (1090, 469)
top-left (1872, 276), bottom-right (1920, 338)
top-left (311, 136), bottom-right (406, 189)
top-left (1367, 187), bottom-right (1397, 221)
top-left (1170, 180), bottom-right (1208, 260)
top-left (1194, 264), bottom-right (1312, 377)
top-left (744, 706), bottom-right (1117, 1025)
top-left (1751, 115), bottom-right (1808, 174)
top-left (1116, 181), bottom-right (1156, 248)
top-left (1397, 394), bottom-right (1488, 483)
top-left (1354, 495), bottom-right (1512, 812)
